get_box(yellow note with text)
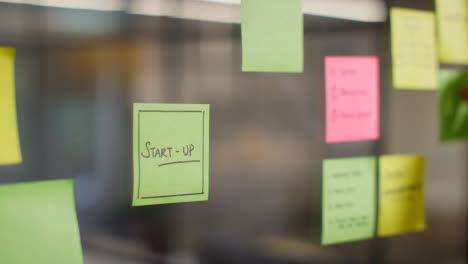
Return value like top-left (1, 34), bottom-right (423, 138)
top-left (378, 155), bottom-right (425, 237)
top-left (0, 48), bottom-right (21, 165)
top-left (436, 0), bottom-right (468, 64)
top-left (391, 8), bottom-right (438, 89)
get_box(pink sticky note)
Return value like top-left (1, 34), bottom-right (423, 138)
top-left (325, 56), bottom-right (380, 143)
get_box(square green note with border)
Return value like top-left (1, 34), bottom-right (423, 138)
top-left (133, 103), bottom-right (210, 206)
top-left (321, 156), bottom-right (377, 245)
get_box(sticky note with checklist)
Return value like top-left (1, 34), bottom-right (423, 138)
top-left (325, 56), bottom-right (380, 143)
top-left (321, 157), bottom-right (377, 245)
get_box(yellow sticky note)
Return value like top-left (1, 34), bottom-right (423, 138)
top-left (436, 0), bottom-right (468, 64)
top-left (0, 47), bottom-right (21, 165)
top-left (390, 8), bottom-right (438, 89)
top-left (378, 155), bottom-right (425, 237)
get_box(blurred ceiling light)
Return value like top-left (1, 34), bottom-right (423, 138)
top-left (130, 0), bottom-right (241, 23)
top-left (0, 0), bottom-right (387, 22)
top-left (0, 0), bottom-right (122, 11)
top-left (131, 0), bottom-right (387, 23)
top-left (199, 0), bottom-right (239, 4)
top-left (302, 0), bottom-right (387, 22)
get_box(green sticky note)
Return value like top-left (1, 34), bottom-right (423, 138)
top-left (0, 180), bottom-right (83, 264)
top-left (241, 0), bottom-right (303, 73)
top-left (321, 157), bottom-right (377, 245)
top-left (133, 103), bottom-right (210, 206)
top-left (322, 157), bottom-right (377, 245)
top-left (439, 69), bottom-right (468, 142)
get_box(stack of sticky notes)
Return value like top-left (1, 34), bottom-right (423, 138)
top-left (388, 3), bottom-right (468, 142)
top-left (322, 155), bottom-right (425, 245)
top-left (0, 0), bottom-right (457, 257)
top-left (0, 47), bottom-right (82, 263)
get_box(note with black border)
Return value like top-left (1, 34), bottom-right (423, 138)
top-left (132, 103), bottom-right (210, 206)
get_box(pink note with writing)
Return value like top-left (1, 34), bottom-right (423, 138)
top-left (325, 56), bottom-right (380, 143)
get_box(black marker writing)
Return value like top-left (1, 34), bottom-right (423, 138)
top-left (141, 141), bottom-right (173, 158)
top-left (141, 142), bottom-right (198, 167)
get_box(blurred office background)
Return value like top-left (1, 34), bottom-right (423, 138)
top-left (0, 0), bottom-right (466, 263)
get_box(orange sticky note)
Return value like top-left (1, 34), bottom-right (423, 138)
top-left (0, 47), bottom-right (21, 165)
top-left (325, 56), bottom-right (380, 143)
